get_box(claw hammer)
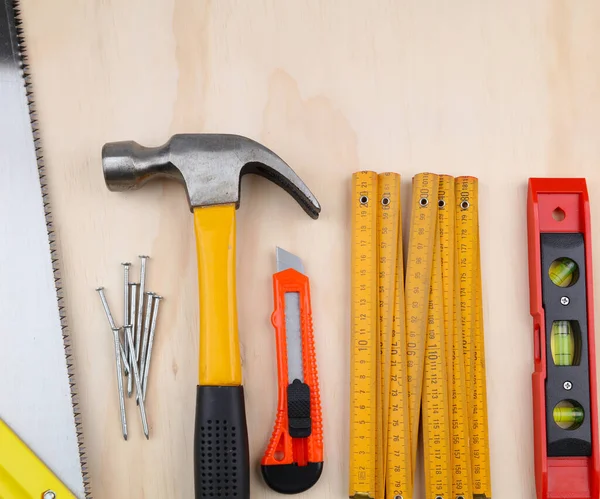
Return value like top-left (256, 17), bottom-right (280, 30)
top-left (102, 134), bottom-right (320, 498)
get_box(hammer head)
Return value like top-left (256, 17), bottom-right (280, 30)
top-left (102, 134), bottom-right (321, 219)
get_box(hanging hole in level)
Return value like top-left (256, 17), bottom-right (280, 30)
top-left (457, 496), bottom-right (466, 499)
top-left (552, 207), bottom-right (566, 221)
top-left (461, 200), bottom-right (470, 210)
top-left (360, 195), bottom-right (369, 205)
top-left (381, 197), bottom-right (390, 206)
top-left (419, 197), bottom-right (429, 207)
top-left (394, 496), bottom-right (403, 499)
top-left (438, 199), bottom-right (446, 208)
top-left (274, 450), bottom-right (284, 461)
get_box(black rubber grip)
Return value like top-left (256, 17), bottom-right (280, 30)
top-left (195, 385), bottom-right (250, 499)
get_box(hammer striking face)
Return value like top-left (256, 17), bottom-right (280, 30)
top-left (102, 133), bottom-right (321, 217)
top-left (102, 133), bottom-right (320, 499)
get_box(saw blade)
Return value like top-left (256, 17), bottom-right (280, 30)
top-left (0, 1), bottom-right (88, 496)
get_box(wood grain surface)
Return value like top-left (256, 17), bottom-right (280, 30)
top-left (19, 1), bottom-right (600, 497)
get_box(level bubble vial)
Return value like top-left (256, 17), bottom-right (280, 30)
top-left (550, 320), bottom-right (582, 367)
top-left (549, 257), bottom-right (579, 287)
top-left (553, 400), bottom-right (585, 430)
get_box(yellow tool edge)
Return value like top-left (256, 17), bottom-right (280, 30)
top-left (422, 226), bottom-right (452, 499)
top-left (455, 177), bottom-right (492, 498)
top-left (385, 176), bottom-right (412, 499)
top-left (350, 171), bottom-right (378, 499)
top-left (405, 172), bottom-right (440, 476)
top-left (0, 419), bottom-right (76, 499)
top-left (377, 173), bottom-right (401, 499)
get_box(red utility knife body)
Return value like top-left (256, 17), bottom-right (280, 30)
top-left (527, 178), bottom-right (600, 499)
top-left (261, 247), bottom-right (324, 494)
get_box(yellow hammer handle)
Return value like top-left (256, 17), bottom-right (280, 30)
top-left (194, 204), bottom-right (242, 386)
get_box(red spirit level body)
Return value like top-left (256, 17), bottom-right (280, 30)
top-left (527, 178), bottom-right (600, 499)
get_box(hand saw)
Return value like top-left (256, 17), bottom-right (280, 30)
top-left (0, 1), bottom-right (87, 497)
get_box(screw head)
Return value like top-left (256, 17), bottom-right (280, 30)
top-left (561, 296), bottom-right (570, 305)
top-left (564, 381), bottom-right (573, 390)
top-left (43, 492), bottom-right (56, 499)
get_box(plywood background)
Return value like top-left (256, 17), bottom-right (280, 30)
top-left (20, 1), bottom-right (600, 497)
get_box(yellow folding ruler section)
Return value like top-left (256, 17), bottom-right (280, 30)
top-left (377, 173), bottom-right (401, 499)
top-left (0, 419), bottom-right (75, 499)
top-left (350, 171), bottom-right (378, 499)
top-left (455, 177), bottom-right (491, 499)
top-left (440, 176), bottom-right (473, 499)
top-left (422, 223), bottom-right (451, 498)
top-left (405, 173), bottom-right (439, 476)
top-left (384, 175), bottom-right (411, 499)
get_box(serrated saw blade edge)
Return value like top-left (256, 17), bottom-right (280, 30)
top-left (0, 1), bottom-right (90, 496)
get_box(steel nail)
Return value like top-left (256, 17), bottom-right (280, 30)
top-left (136, 256), bottom-right (149, 364)
top-left (143, 295), bottom-right (162, 401)
top-left (124, 325), bottom-right (149, 439)
top-left (96, 287), bottom-right (116, 329)
top-left (139, 291), bottom-right (155, 396)
top-left (111, 327), bottom-right (128, 440)
top-left (128, 283), bottom-right (138, 398)
top-left (119, 338), bottom-right (130, 373)
top-left (122, 263), bottom-right (131, 374)
top-left (96, 287), bottom-right (130, 376)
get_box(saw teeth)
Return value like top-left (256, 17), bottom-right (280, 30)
top-left (11, 0), bottom-right (92, 495)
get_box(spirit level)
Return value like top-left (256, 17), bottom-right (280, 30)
top-left (527, 178), bottom-right (600, 499)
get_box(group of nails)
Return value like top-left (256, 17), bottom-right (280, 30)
top-left (95, 255), bottom-right (163, 440)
